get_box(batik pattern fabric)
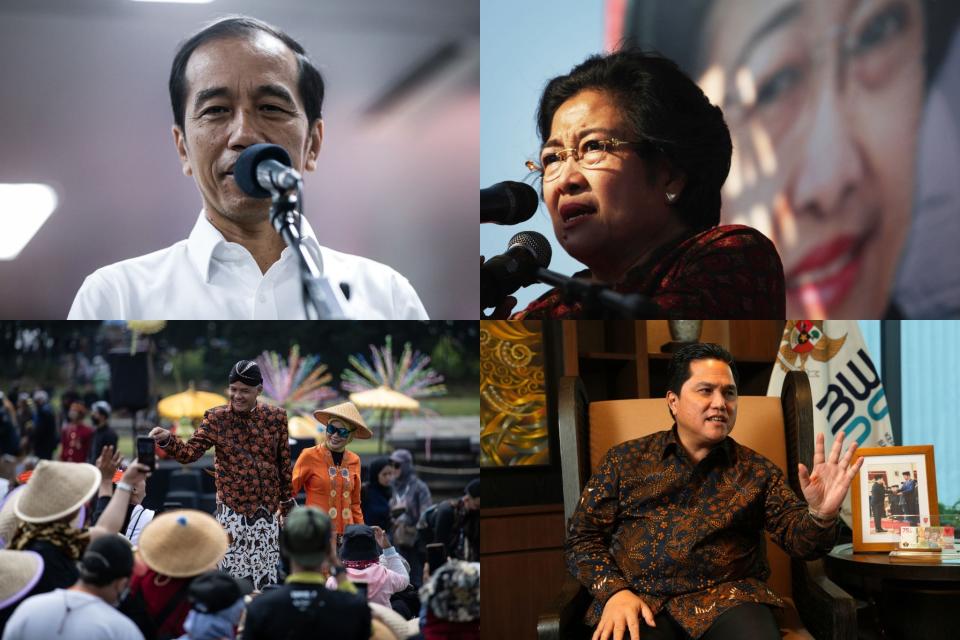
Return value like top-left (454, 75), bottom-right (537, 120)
top-left (566, 427), bottom-right (837, 638)
top-left (512, 224), bottom-right (785, 319)
top-left (215, 503), bottom-right (279, 591)
top-left (161, 403), bottom-right (293, 518)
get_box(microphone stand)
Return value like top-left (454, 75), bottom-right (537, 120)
top-left (535, 268), bottom-right (662, 318)
top-left (269, 184), bottom-right (349, 319)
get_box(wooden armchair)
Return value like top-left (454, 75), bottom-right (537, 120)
top-left (537, 371), bottom-right (857, 640)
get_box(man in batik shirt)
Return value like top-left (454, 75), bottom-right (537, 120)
top-left (149, 360), bottom-right (294, 589)
top-left (567, 343), bottom-right (863, 640)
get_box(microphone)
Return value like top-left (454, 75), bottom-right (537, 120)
top-left (481, 181), bottom-right (538, 225)
top-left (481, 231), bottom-right (552, 309)
top-left (234, 144), bottom-right (302, 198)
top-left (234, 143), bottom-right (349, 318)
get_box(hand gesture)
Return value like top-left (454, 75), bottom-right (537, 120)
top-left (95, 445), bottom-right (122, 483)
top-left (148, 426), bottom-right (171, 445)
top-left (799, 432), bottom-right (864, 517)
top-left (372, 526), bottom-right (390, 549)
top-left (593, 589), bottom-right (656, 640)
top-left (121, 460), bottom-right (152, 485)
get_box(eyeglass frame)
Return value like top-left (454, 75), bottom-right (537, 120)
top-left (525, 137), bottom-right (649, 181)
top-left (325, 420), bottom-right (353, 439)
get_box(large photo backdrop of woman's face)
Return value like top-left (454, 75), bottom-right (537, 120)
top-left (480, 0), bottom-right (960, 318)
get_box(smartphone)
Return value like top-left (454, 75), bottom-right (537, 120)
top-left (136, 436), bottom-right (156, 471)
top-left (350, 580), bottom-right (368, 600)
top-left (426, 543), bottom-right (446, 573)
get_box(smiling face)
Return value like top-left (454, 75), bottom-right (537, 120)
top-left (540, 89), bottom-right (687, 280)
top-left (667, 358), bottom-right (738, 454)
top-left (324, 419), bottom-right (354, 451)
top-left (227, 381), bottom-right (260, 413)
top-left (173, 32), bottom-right (322, 227)
top-left (702, 0), bottom-right (924, 316)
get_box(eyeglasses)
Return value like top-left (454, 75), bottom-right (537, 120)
top-left (525, 138), bottom-right (641, 182)
top-left (326, 422), bottom-right (353, 438)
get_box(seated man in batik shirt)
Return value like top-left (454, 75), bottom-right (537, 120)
top-left (567, 343), bottom-right (863, 640)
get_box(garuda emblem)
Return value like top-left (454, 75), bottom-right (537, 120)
top-left (777, 320), bottom-right (847, 371)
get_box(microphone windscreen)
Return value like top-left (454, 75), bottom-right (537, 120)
top-left (507, 231), bottom-right (552, 268)
top-left (481, 181), bottom-right (539, 224)
top-left (234, 144), bottom-right (293, 198)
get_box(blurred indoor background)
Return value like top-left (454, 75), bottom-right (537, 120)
top-left (0, 0), bottom-right (478, 319)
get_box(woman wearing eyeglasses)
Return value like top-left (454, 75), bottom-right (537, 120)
top-left (507, 49), bottom-right (785, 319)
top-left (291, 402), bottom-right (372, 541)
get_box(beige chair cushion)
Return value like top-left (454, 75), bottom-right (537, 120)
top-left (587, 396), bottom-right (792, 599)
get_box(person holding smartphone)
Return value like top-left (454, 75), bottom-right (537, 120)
top-left (148, 360), bottom-right (295, 590)
top-left (325, 524), bottom-right (409, 608)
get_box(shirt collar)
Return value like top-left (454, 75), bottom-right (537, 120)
top-left (661, 424), bottom-right (735, 466)
top-left (187, 210), bottom-right (324, 283)
top-left (285, 571), bottom-right (328, 585)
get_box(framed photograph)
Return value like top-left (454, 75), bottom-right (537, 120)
top-left (851, 445), bottom-right (939, 552)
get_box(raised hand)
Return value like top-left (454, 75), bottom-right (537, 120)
top-left (798, 431), bottom-right (864, 517)
top-left (95, 445), bottom-right (122, 483)
top-left (372, 525), bottom-right (390, 549)
top-left (148, 426), bottom-right (171, 445)
top-left (121, 460), bottom-right (152, 485)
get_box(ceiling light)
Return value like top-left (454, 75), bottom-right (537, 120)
top-left (0, 183), bottom-right (58, 260)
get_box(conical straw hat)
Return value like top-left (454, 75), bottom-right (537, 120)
top-left (0, 550), bottom-right (43, 609)
top-left (312, 402), bottom-right (372, 439)
top-left (137, 509), bottom-right (227, 578)
top-left (0, 486), bottom-right (26, 548)
top-left (13, 460), bottom-right (100, 524)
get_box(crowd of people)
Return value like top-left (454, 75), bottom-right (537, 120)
top-left (0, 360), bottom-right (480, 639)
top-left (0, 387), bottom-right (118, 466)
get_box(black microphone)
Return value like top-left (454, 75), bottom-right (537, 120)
top-left (234, 144), bottom-right (302, 198)
top-left (481, 181), bottom-right (539, 225)
top-left (481, 231), bottom-right (552, 309)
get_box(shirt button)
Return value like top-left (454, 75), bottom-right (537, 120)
top-left (259, 294), bottom-right (267, 303)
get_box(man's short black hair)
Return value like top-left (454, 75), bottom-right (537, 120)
top-left (169, 15), bottom-right (324, 133)
top-left (666, 342), bottom-right (738, 396)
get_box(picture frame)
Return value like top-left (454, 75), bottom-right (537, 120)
top-left (851, 445), bottom-right (939, 552)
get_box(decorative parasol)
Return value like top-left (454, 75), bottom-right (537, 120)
top-left (348, 386), bottom-right (420, 411)
top-left (342, 336), bottom-right (446, 454)
top-left (288, 414), bottom-right (323, 441)
top-left (157, 384), bottom-right (227, 420)
top-left (349, 386), bottom-right (420, 453)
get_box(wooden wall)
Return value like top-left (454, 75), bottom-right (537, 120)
top-left (480, 504), bottom-right (567, 640)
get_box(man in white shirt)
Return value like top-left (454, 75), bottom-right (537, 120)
top-left (67, 16), bottom-right (428, 320)
top-left (2, 534), bottom-right (143, 640)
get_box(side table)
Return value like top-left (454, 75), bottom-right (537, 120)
top-left (823, 543), bottom-right (960, 639)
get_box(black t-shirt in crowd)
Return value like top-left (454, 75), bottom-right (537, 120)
top-left (243, 581), bottom-right (371, 640)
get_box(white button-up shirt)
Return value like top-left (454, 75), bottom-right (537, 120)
top-left (67, 212), bottom-right (428, 319)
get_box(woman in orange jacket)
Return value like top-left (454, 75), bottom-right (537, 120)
top-left (291, 402), bottom-right (372, 540)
